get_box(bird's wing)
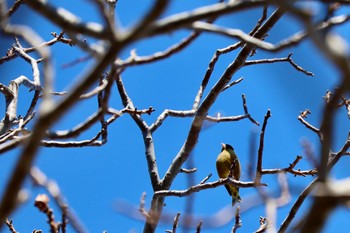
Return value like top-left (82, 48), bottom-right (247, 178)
top-left (216, 154), bottom-right (234, 196)
top-left (224, 184), bottom-right (232, 196)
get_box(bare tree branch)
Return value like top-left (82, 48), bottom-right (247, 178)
top-left (255, 109), bottom-right (271, 184)
top-left (244, 53), bottom-right (314, 76)
top-left (154, 177), bottom-right (267, 198)
top-left (30, 167), bottom-right (88, 233)
top-left (261, 156), bottom-right (317, 177)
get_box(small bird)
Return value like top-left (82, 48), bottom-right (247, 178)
top-left (216, 143), bottom-right (241, 206)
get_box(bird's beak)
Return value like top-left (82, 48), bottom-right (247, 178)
top-left (221, 143), bottom-right (226, 149)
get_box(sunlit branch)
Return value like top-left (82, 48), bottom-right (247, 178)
top-left (30, 167), bottom-right (88, 233)
top-left (180, 168), bottom-right (197, 174)
top-left (0, 32), bottom-right (71, 65)
top-left (231, 207), bottom-right (242, 233)
top-left (23, 90), bottom-right (40, 125)
top-left (0, 41), bottom-right (45, 136)
top-left (279, 133), bottom-right (350, 232)
top-left (297, 115), bottom-right (322, 139)
top-left (119, 32), bottom-right (200, 68)
top-left (255, 109), bottom-right (271, 184)
top-left (45, 109), bottom-right (104, 139)
top-left (42, 78), bottom-right (114, 101)
top-left (148, 1), bottom-right (265, 36)
top-left (339, 96), bottom-right (350, 119)
top-left (24, 0), bottom-right (108, 39)
top-left (4, 218), bottom-right (17, 233)
top-left (150, 110), bottom-right (195, 133)
top-left (248, 4), bottom-right (268, 56)
top-left (139, 192), bottom-right (150, 218)
top-left (244, 53), bottom-right (314, 76)
top-left (221, 77), bottom-right (244, 92)
top-left (0, 37), bottom-right (119, 229)
top-left (192, 42), bottom-right (241, 111)
top-left (6, 0), bottom-right (23, 17)
top-left (319, 85), bottom-right (348, 183)
top-left (0, 135), bottom-right (29, 154)
top-left (123, 106), bottom-right (155, 116)
top-left (0, 74), bottom-right (43, 135)
top-left (0, 117), bottom-right (28, 144)
top-left (2, 0), bottom-right (349, 232)
top-left (154, 177), bottom-right (267, 198)
top-left (200, 173), bottom-right (212, 184)
top-left (205, 95), bottom-right (259, 126)
top-left (3, 24), bottom-right (54, 120)
top-left (92, 0), bottom-right (116, 36)
top-left (255, 216), bottom-right (270, 233)
top-left (41, 134), bottom-right (104, 147)
top-left (13, 45), bottom-right (42, 89)
top-left (190, 15), bottom-right (350, 53)
top-left (261, 156), bottom-right (317, 177)
top-left (122, 0), bottom-right (170, 42)
top-left (34, 194), bottom-right (59, 233)
top-left (154, 9), bottom-right (287, 233)
top-left (256, 173), bottom-right (290, 232)
top-left (166, 213), bottom-right (180, 233)
top-left (115, 74), bottom-right (161, 189)
top-left (80, 79), bottom-right (108, 99)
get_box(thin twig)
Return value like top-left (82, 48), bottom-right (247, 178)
top-left (189, 14), bottom-right (350, 53)
top-left (34, 194), bottom-right (58, 233)
top-left (180, 168), bottom-right (197, 174)
top-left (200, 173), bottom-right (212, 184)
top-left (172, 213), bottom-right (181, 233)
top-left (6, 0), bottom-right (23, 17)
top-left (196, 221), bottom-right (202, 233)
top-left (297, 115), bottom-right (322, 139)
top-left (255, 109), bottom-right (271, 184)
top-left (5, 219), bottom-right (17, 233)
top-left (30, 167), bottom-right (88, 233)
top-left (254, 216), bottom-right (269, 233)
top-left (231, 207), bottom-right (242, 233)
top-left (205, 94), bottom-right (259, 126)
top-left (244, 53), bottom-right (314, 76)
top-left (261, 156), bottom-right (317, 177)
top-left (119, 32), bottom-right (201, 68)
top-left (139, 192), bottom-right (150, 218)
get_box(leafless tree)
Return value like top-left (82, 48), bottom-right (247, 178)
top-left (1, 1), bottom-right (349, 233)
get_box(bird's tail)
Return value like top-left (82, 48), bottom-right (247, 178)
top-left (232, 191), bottom-right (241, 206)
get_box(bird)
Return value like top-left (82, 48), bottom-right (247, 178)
top-left (216, 143), bottom-right (241, 206)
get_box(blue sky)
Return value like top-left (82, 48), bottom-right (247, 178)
top-left (1, 1), bottom-right (350, 232)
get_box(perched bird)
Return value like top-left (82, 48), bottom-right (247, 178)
top-left (216, 143), bottom-right (241, 206)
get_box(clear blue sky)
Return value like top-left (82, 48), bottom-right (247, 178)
top-left (1, 1), bottom-right (350, 232)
